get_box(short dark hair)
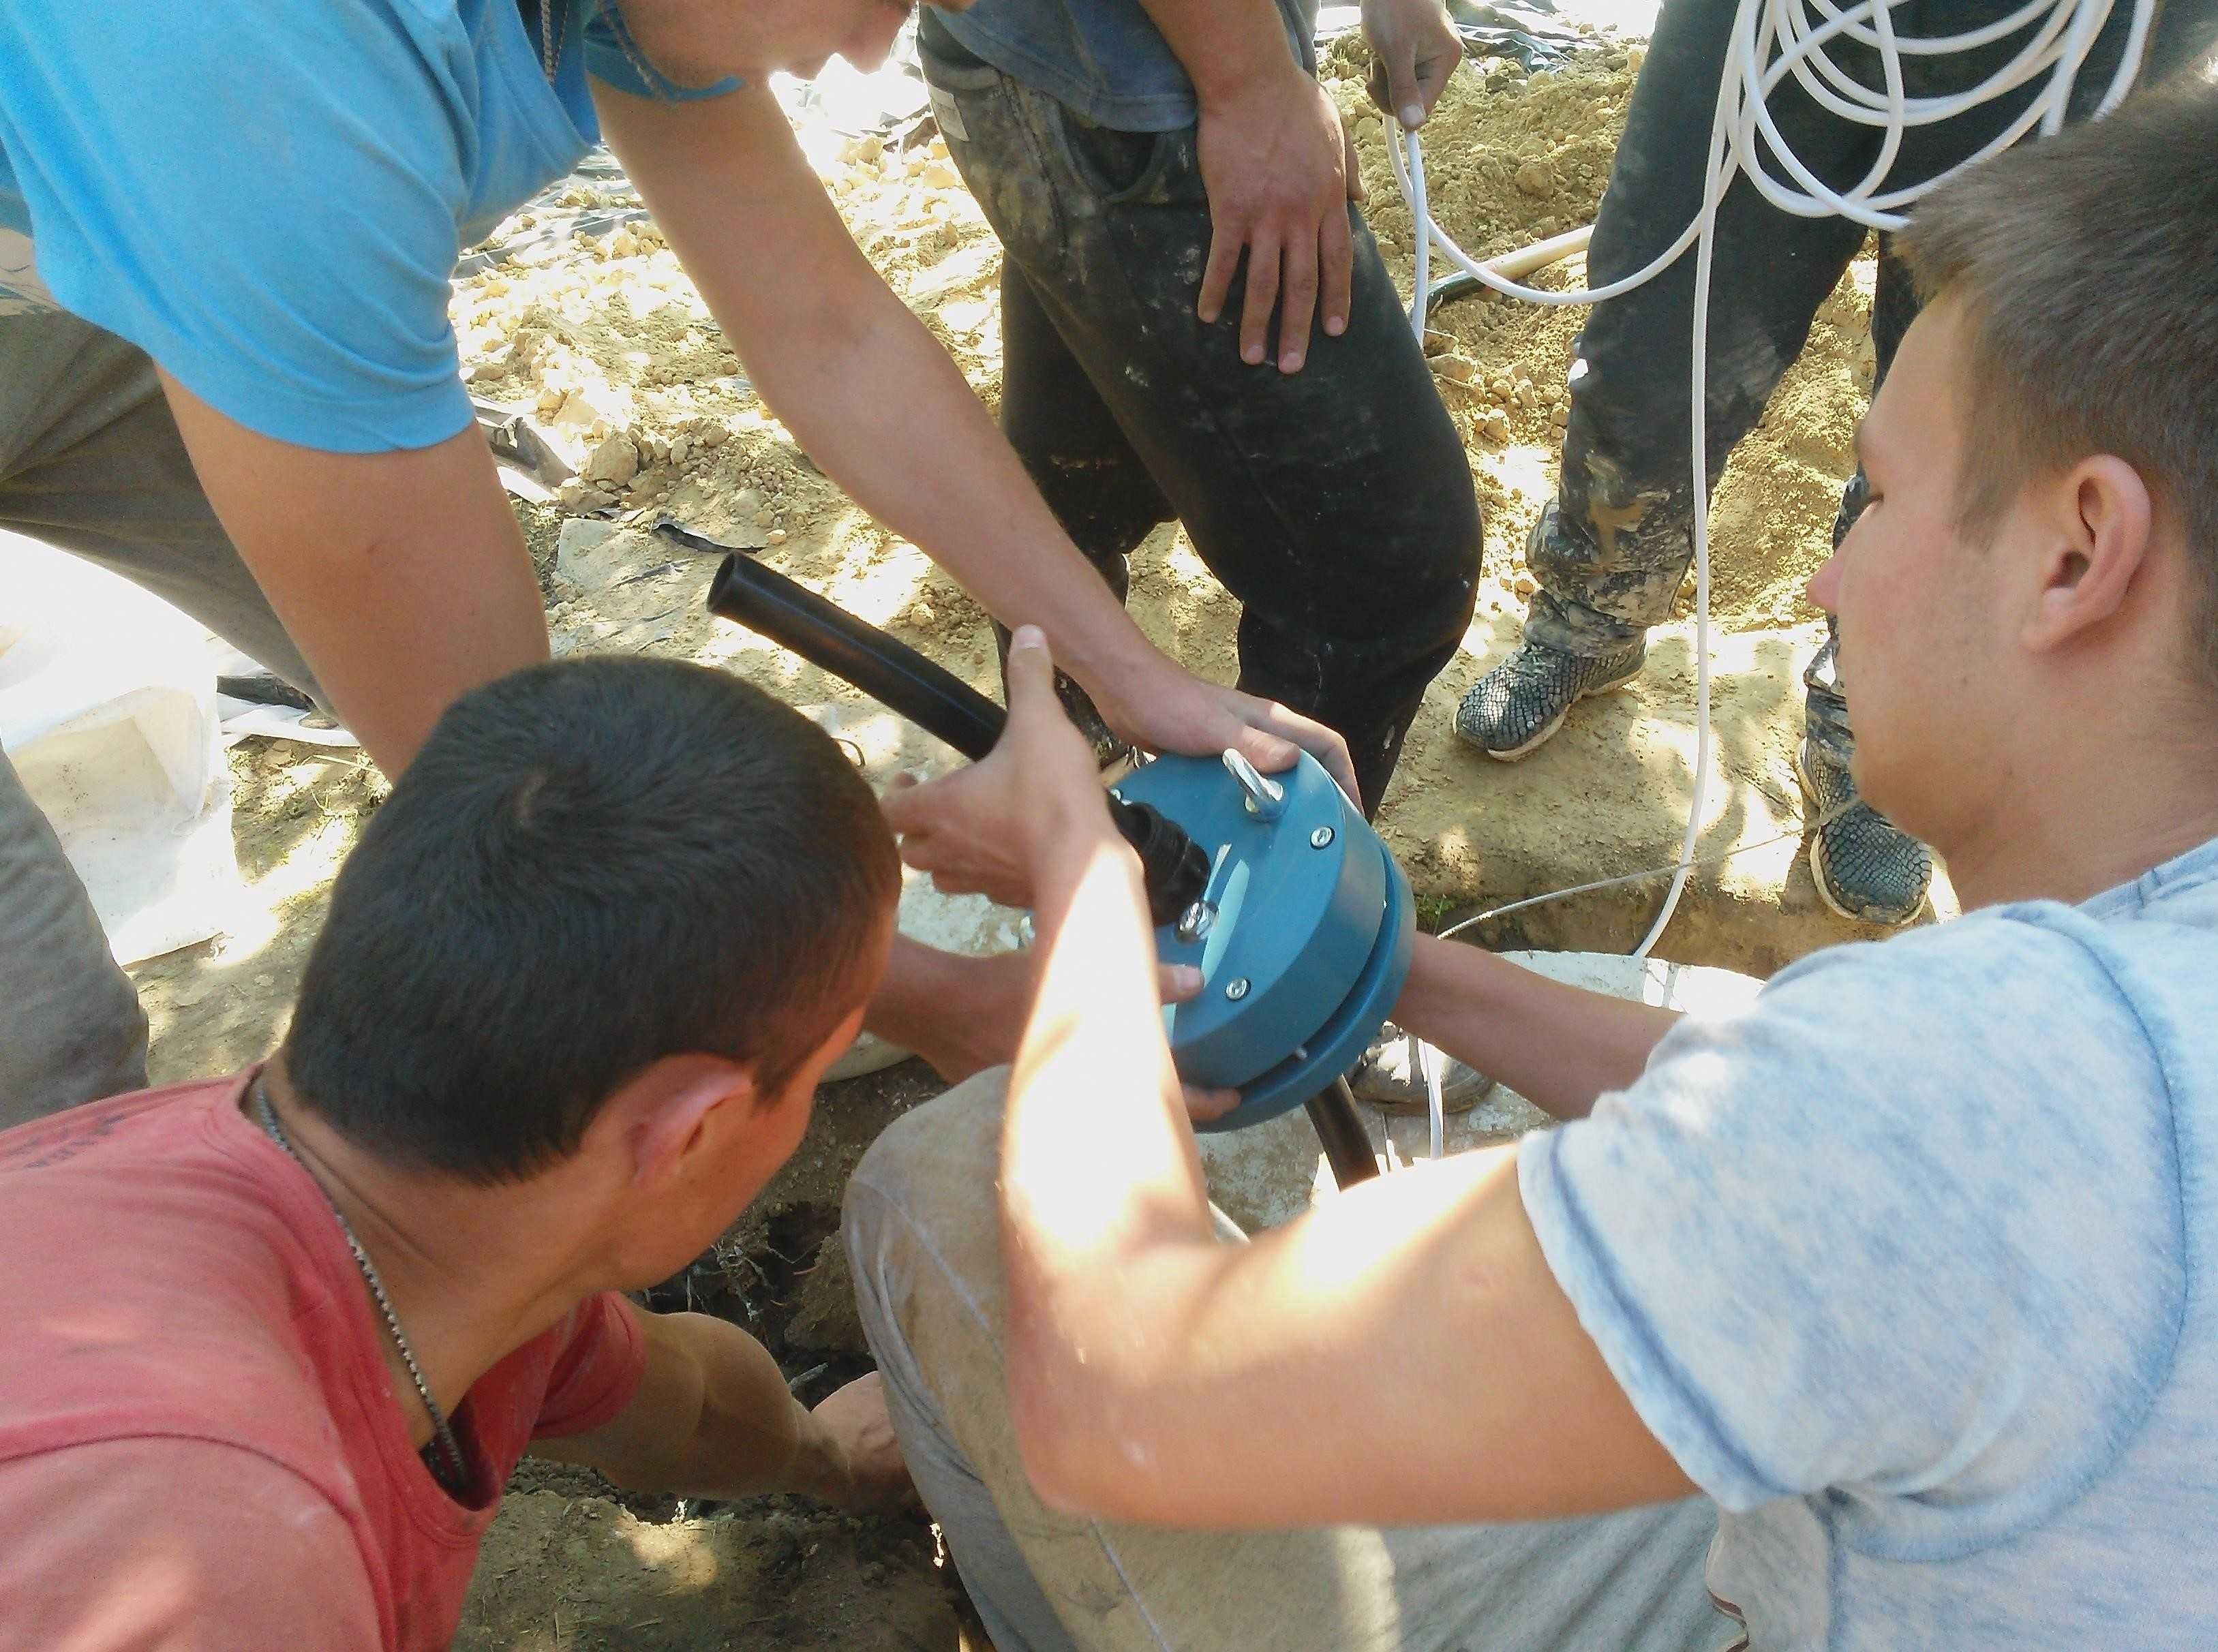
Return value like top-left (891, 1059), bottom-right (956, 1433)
top-left (286, 656), bottom-right (900, 1182)
top-left (1897, 70), bottom-right (2218, 685)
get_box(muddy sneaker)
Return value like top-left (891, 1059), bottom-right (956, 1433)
top-left (1796, 739), bottom-right (1933, 926)
top-left (1455, 637), bottom-right (1645, 761)
top-left (1347, 1023), bottom-right (1495, 1115)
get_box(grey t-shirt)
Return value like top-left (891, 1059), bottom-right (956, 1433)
top-left (931, 0), bottom-right (1322, 132)
top-left (1521, 836), bottom-right (2218, 1648)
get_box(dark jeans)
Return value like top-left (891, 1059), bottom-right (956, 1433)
top-left (918, 17), bottom-right (1480, 812)
top-left (1530, 0), bottom-right (2217, 752)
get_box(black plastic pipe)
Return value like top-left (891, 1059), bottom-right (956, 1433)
top-left (690, 525), bottom-right (1005, 761)
top-left (1307, 1077), bottom-right (1381, 1188)
top-left (692, 530), bottom-right (1207, 926)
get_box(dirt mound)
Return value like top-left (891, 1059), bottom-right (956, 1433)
top-left (458, 1491), bottom-right (961, 1652)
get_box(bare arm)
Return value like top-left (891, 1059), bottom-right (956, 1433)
top-left (591, 80), bottom-right (1358, 801)
top-left (1392, 934), bottom-right (1685, 1121)
top-left (889, 632), bottom-right (1693, 1531)
top-left (536, 1310), bottom-right (907, 1511)
top-left (864, 938), bottom-right (1035, 1086)
top-left (0, 1440), bottom-right (382, 1651)
top-left (169, 358), bottom-right (1014, 1071)
top-left (159, 375), bottom-right (547, 775)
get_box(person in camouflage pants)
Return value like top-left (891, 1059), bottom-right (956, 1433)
top-left (1457, 0), bottom-right (2216, 924)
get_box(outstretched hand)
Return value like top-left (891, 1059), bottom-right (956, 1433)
top-left (881, 628), bottom-right (1108, 910)
top-left (883, 629), bottom-right (1240, 1122)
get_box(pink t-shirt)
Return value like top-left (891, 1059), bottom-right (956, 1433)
top-left (0, 1071), bottom-right (648, 1649)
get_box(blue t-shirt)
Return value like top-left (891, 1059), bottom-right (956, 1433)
top-left (932, 0), bottom-right (1321, 133)
top-left (0, 0), bottom-right (731, 453)
top-left (1521, 836), bottom-right (2218, 1647)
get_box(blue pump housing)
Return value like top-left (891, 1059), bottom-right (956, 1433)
top-left (1112, 750), bottom-right (1415, 1132)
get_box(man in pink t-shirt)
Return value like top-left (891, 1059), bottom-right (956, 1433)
top-left (0, 655), bottom-right (907, 1649)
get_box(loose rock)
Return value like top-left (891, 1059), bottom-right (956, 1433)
top-left (581, 433), bottom-right (639, 487)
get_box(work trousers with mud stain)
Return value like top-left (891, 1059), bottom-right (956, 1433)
top-left (917, 16), bottom-right (1482, 814)
top-left (0, 310), bottom-right (322, 1127)
top-left (1530, 0), bottom-right (2218, 755)
top-left (845, 1073), bottom-right (1732, 1652)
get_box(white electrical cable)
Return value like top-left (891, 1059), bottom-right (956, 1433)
top-left (1393, 0), bottom-right (2151, 959)
top-left (1406, 127), bottom-right (1431, 347)
top-left (1419, 1034), bottom-right (1446, 1160)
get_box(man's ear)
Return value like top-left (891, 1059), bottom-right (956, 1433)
top-left (599, 1054), bottom-right (759, 1191)
top-left (2024, 455), bottom-right (2154, 652)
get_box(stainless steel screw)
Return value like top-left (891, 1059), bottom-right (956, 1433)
top-left (1224, 977), bottom-right (1251, 1001)
top-left (1309, 825), bottom-right (1335, 848)
top-left (1175, 901), bottom-right (1216, 943)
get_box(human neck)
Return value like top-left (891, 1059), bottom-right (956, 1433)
top-left (1938, 719), bottom-right (2218, 912)
top-left (254, 1061), bottom-right (618, 1452)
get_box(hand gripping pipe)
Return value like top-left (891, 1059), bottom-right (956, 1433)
top-left (685, 525), bottom-right (1384, 1187)
top-left (685, 527), bottom-right (1209, 928)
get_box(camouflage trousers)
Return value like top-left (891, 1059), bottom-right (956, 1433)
top-left (1521, 0), bottom-right (2217, 765)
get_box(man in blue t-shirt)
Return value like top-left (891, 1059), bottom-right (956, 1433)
top-left (0, 0), bottom-right (1358, 1125)
top-left (851, 81), bottom-right (2218, 1649)
top-left (913, 0), bottom-right (1479, 815)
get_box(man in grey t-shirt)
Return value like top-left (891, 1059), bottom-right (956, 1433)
top-left (846, 77), bottom-right (2218, 1650)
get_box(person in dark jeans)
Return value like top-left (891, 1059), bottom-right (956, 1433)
top-left (915, 0), bottom-right (1480, 817)
top-left (1457, 0), bottom-right (2218, 926)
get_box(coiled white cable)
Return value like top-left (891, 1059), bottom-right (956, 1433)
top-left (1394, 0), bottom-right (2151, 962)
top-left (1406, 127), bottom-right (1431, 346)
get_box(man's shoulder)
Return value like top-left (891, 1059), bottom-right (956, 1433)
top-left (0, 1076), bottom-right (350, 1480)
top-left (1753, 896), bottom-right (2186, 1065)
top-left (0, 1436), bottom-right (382, 1649)
top-left (0, 1074), bottom-right (239, 1175)
top-left (1621, 897), bottom-right (2198, 1182)
top-left (1529, 897), bottom-right (2206, 1525)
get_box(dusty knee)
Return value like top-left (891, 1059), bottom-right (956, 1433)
top-left (845, 1071), bottom-right (1010, 1258)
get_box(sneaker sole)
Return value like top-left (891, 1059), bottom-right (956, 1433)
top-left (1480, 659), bottom-right (1645, 763)
top-left (1795, 749), bottom-right (1926, 928)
